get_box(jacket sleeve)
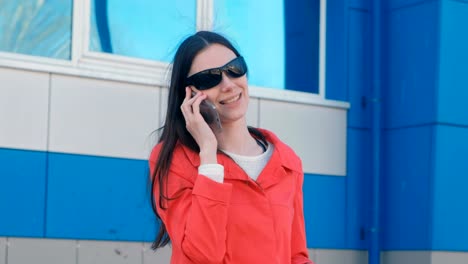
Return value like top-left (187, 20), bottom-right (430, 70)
top-left (151, 149), bottom-right (232, 264)
top-left (291, 170), bottom-right (315, 264)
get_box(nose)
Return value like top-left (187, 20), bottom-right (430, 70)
top-left (219, 72), bottom-right (235, 92)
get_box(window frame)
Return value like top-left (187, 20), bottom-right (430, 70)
top-left (0, 0), bottom-right (349, 109)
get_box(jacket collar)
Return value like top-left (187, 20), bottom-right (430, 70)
top-left (179, 128), bottom-right (302, 180)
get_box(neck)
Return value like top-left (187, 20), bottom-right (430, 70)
top-left (216, 119), bottom-right (262, 156)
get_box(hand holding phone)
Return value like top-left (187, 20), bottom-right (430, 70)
top-left (192, 92), bottom-right (222, 132)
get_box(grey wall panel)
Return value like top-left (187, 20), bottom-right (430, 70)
top-left (246, 97), bottom-right (259, 127)
top-left (143, 243), bottom-right (172, 264)
top-left (0, 238), bottom-right (5, 264)
top-left (77, 240), bottom-right (142, 264)
top-left (382, 251), bottom-right (431, 264)
top-left (7, 238), bottom-right (76, 264)
top-left (432, 251), bottom-right (468, 264)
top-left (309, 249), bottom-right (368, 264)
top-left (159, 87), bottom-right (168, 128)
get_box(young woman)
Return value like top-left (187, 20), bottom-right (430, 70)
top-left (150, 31), bottom-right (314, 264)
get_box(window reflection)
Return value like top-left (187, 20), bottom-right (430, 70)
top-left (90, 0), bottom-right (196, 62)
top-left (0, 0), bottom-right (72, 59)
top-left (213, 0), bottom-right (320, 92)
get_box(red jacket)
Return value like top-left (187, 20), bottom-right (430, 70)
top-left (150, 129), bottom-right (314, 264)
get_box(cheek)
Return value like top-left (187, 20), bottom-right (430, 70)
top-left (235, 77), bottom-right (248, 91)
top-left (204, 90), bottom-right (219, 103)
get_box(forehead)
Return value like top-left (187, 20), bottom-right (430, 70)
top-left (189, 44), bottom-right (237, 76)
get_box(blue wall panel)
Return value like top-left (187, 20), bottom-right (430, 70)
top-left (347, 9), bottom-right (371, 129)
top-left (46, 153), bottom-right (156, 241)
top-left (303, 174), bottom-right (346, 249)
top-left (348, 0), bottom-right (370, 10)
top-left (384, 1), bottom-right (439, 129)
top-left (432, 125), bottom-right (468, 250)
top-left (438, 0), bottom-right (468, 126)
top-left (381, 126), bottom-right (434, 250)
top-left (388, 0), bottom-right (434, 10)
top-left (284, 0), bottom-right (320, 93)
top-left (346, 128), bottom-right (372, 249)
top-left (325, 0), bottom-right (347, 101)
top-left (0, 148), bottom-right (46, 237)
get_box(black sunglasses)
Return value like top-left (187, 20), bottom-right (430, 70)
top-left (186, 56), bottom-right (248, 90)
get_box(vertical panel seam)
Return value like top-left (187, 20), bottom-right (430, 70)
top-left (76, 240), bottom-right (79, 264)
top-left (141, 242), bottom-right (144, 264)
top-left (43, 73), bottom-right (53, 238)
top-left (5, 237), bottom-right (8, 264)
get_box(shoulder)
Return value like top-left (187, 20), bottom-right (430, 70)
top-left (150, 141), bottom-right (192, 163)
top-left (149, 141), bottom-right (199, 182)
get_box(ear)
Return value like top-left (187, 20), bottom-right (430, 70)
top-left (189, 86), bottom-right (200, 94)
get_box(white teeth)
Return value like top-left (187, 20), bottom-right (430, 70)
top-left (222, 94), bottom-right (240, 104)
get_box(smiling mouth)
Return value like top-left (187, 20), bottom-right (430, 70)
top-left (220, 93), bottom-right (241, 105)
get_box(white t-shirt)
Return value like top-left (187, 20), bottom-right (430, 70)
top-left (198, 142), bottom-right (273, 183)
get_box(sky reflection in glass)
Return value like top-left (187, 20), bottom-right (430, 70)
top-left (0, 0), bottom-right (72, 59)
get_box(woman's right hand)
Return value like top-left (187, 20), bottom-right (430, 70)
top-left (180, 87), bottom-right (218, 164)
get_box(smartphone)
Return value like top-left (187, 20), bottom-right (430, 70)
top-left (192, 92), bottom-right (222, 132)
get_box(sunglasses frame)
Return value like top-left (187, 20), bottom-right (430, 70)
top-left (186, 56), bottom-right (248, 90)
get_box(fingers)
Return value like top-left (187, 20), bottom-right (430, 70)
top-left (180, 87), bottom-right (191, 120)
top-left (191, 92), bottom-right (207, 116)
top-left (179, 87), bottom-right (218, 150)
top-left (180, 87), bottom-right (206, 120)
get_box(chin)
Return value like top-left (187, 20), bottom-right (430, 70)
top-left (220, 111), bottom-right (247, 124)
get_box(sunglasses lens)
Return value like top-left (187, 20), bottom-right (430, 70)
top-left (226, 57), bottom-right (247, 77)
top-left (191, 73), bottom-right (222, 90)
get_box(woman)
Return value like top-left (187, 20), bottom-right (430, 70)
top-left (150, 31), bottom-right (314, 264)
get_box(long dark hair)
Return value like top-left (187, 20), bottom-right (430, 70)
top-left (150, 31), bottom-right (266, 250)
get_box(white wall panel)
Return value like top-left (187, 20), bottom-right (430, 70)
top-left (247, 97), bottom-right (259, 127)
top-left (7, 238), bottom-right (76, 264)
top-left (308, 249), bottom-right (367, 264)
top-left (48, 74), bottom-right (160, 160)
top-left (0, 68), bottom-right (49, 151)
top-left (143, 243), bottom-right (172, 264)
top-left (159, 87), bottom-right (168, 128)
top-left (382, 251), bottom-right (431, 264)
top-left (259, 99), bottom-right (347, 175)
top-left (432, 251), bottom-right (468, 264)
top-left (0, 238), bottom-right (5, 264)
top-left (78, 240), bottom-right (142, 264)
top-left (1, 238), bottom-right (377, 264)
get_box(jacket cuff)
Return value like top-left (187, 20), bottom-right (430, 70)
top-left (193, 174), bottom-right (232, 202)
top-left (198, 164), bottom-right (224, 183)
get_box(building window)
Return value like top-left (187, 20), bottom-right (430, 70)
top-left (89, 0), bottom-right (196, 62)
top-left (0, 0), bottom-right (323, 96)
top-left (213, 0), bottom-right (320, 93)
top-left (0, 0), bottom-right (72, 60)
